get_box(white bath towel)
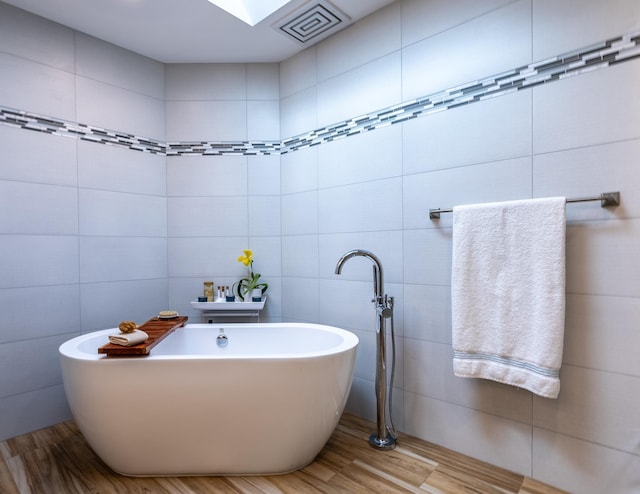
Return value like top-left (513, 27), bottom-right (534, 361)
top-left (108, 329), bottom-right (149, 346)
top-left (451, 197), bottom-right (566, 399)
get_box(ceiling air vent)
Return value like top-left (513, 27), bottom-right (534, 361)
top-left (273, 1), bottom-right (351, 44)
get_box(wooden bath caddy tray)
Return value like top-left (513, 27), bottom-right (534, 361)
top-left (98, 316), bottom-right (188, 357)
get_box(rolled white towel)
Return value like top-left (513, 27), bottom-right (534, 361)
top-left (108, 329), bottom-right (149, 346)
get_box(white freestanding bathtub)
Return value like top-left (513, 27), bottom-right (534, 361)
top-left (59, 323), bottom-right (358, 477)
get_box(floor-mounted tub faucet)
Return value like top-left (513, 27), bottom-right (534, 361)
top-left (335, 249), bottom-right (397, 450)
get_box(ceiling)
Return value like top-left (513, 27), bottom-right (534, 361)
top-left (2, 0), bottom-right (396, 63)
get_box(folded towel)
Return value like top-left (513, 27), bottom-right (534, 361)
top-left (451, 197), bottom-right (566, 399)
top-left (109, 329), bottom-right (149, 346)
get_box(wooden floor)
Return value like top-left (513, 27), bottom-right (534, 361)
top-left (0, 413), bottom-right (567, 493)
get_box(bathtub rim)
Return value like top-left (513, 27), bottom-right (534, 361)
top-left (59, 322), bottom-right (359, 361)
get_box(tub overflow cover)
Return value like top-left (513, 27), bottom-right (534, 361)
top-left (216, 328), bottom-right (228, 347)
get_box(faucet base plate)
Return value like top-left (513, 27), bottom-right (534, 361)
top-left (369, 433), bottom-right (396, 450)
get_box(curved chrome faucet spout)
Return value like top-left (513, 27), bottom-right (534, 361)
top-left (335, 249), bottom-right (384, 301)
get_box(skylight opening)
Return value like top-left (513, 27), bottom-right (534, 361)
top-left (207, 0), bottom-right (293, 26)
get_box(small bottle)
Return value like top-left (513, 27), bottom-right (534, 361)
top-left (225, 286), bottom-right (234, 302)
top-left (203, 281), bottom-right (214, 302)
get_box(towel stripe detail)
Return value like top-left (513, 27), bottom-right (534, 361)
top-left (453, 351), bottom-right (560, 378)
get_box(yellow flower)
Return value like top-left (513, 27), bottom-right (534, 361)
top-left (234, 249), bottom-right (268, 300)
top-left (237, 249), bottom-right (253, 266)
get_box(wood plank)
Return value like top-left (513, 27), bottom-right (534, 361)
top-left (325, 428), bottom-right (434, 487)
top-left (97, 316), bottom-right (188, 356)
top-left (397, 431), bottom-right (524, 493)
top-left (0, 451), bottom-right (19, 494)
top-left (0, 413), bottom-right (570, 494)
top-left (520, 477), bottom-right (571, 494)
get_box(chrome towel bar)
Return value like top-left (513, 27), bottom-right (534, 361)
top-left (429, 191), bottom-right (620, 220)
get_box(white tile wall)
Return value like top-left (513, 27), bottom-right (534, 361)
top-left (282, 235), bottom-right (318, 278)
top-left (168, 237), bottom-right (247, 279)
top-left (78, 140), bottom-right (167, 196)
top-left (403, 158), bottom-right (533, 230)
top-left (533, 140), bottom-right (640, 223)
top-left (532, 0), bottom-right (640, 60)
top-left (280, 1), bottom-right (640, 491)
top-left (0, 385), bottom-right (71, 442)
top-left (166, 155), bottom-right (247, 197)
top-left (279, 86), bottom-right (318, 138)
top-left (165, 63), bottom-right (246, 100)
top-left (0, 236), bottom-right (79, 289)
top-left (0, 333), bottom-right (70, 397)
top-left (281, 277), bottom-right (319, 322)
top-left (533, 365), bottom-right (640, 454)
top-left (167, 196), bottom-right (248, 237)
top-left (318, 177), bottom-right (403, 233)
top-left (165, 100), bottom-right (247, 141)
top-left (403, 284), bottom-right (451, 344)
top-left (80, 279), bottom-right (169, 331)
top-left (163, 64), bottom-right (282, 324)
top-left (248, 196), bottom-right (281, 236)
top-left (402, 90), bottom-right (531, 175)
top-left (281, 190), bottom-right (318, 236)
top-left (563, 293), bottom-right (640, 376)
top-left (76, 76), bottom-right (165, 140)
top-left (318, 278), bottom-right (378, 332)
top-left (401, 0), bottom-right (516, 48)
top-left (281, 146), bottom-right (318, 194)
top-left (317, 52), bottom-right (401, 128)
top-left (317, 2), bottom-right (401, 82)
top-left (79, 237), bottom-right (167, 283)
top-left (404, 391), bottom-right (533, 476)
top-left (79, 189), bottom-right (167, 237)
top-left (248, 155), bottom-right (280, 196)
top-left (346, 377), bottom-right (377, 423)
top-left (279, 47), bottom-right (317, 99)
top-left (0, 52), bottom-right (75, 120)
top-left (404, 339), bottom-right (533, 422)
top-left (0, 124), bottom-right (77, 186)
top-left (533, 62), bottom-right (640, 154)
top-left (0, 285), bottom-right (80, 343)
top-left (402, 0), bottom-right (532, 100)
top-left (0, 2), bottom-right (74, 71)
top-left (532, 427), bottom-right (640, 493)
top-left (76, 33), bottom-right (164, 100)
top-left (247, 100), bottom-right (280, 141)
top-left (0, 6), bottom-right (170, 439)
top-left (402, 229), bottom-right (452, 286)
top-left (1, 2), bottom-right (639, 491)
top-left (565, 219), bottom-right (640, 298)
top-left (0, 181), bottom-right (78, 235)
top-left (318, 124), bottom-right (402, 188)
top-left (246, 64), bottom-right (280, 100)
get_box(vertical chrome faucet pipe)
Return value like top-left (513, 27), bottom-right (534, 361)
top-left (335, 249), bottom-right (396, 450)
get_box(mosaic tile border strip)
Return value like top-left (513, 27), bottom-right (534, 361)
top-left (165, 140), bottom-right (281, 156)
top-left (0, 107), bottom-right (166, 154)
top-left (282, 30), bottom-right (640, 153)
top-left (1, 31), bottom-right (638, 156)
